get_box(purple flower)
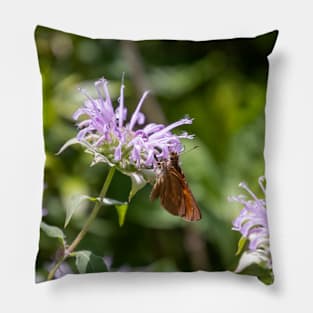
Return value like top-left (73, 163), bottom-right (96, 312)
top-left (229, 177), bottom-right (272, 271)
top-left (71, 77), bottom-right (193, 171)
top-left (57, 75), bottom-right (195, 200)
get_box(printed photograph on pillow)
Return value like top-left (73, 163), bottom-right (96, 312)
top-left (35, 26), bottom-right (278, 284)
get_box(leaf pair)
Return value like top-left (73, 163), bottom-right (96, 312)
top-left (64, 195), bottom-right (128, 227)
top-left (71, 250), bottom-right (108, 274)
top-left (40, 222), bottom-right (109, 275)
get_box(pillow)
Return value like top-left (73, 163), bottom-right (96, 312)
top-left (35, 25), bottom-right (278, 284)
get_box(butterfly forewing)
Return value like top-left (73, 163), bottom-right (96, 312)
top-left (161, 166), bottom-right (186, 217)
top-left (150, 153), bottom-right (201, 221)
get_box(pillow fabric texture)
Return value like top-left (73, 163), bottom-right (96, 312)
top-left (35, 25), bottom-right (278, 284)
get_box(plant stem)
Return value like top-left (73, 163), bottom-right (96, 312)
top-left (47, 166), bottom-right (116, 280)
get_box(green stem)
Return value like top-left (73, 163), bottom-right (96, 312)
top-left (47, 166), bottom-right (116, 281)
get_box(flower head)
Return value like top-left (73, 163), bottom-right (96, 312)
top-left (71, 77), bottom-right (193, 172)
top-left (229, 177), bottom-right (272, 273)
top-left (58, 75), bottom-right (194, 200)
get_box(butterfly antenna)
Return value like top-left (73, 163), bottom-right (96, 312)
top-left (180, 145), bottom-right (199, 156)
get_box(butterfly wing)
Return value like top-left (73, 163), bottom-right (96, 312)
top-left (150, 174), bottom-right (163, 201)
top-left (181, 181), bottom-right (201, 221)
top-left (150, 165), bottom-right (184, 216)
top-left (159, 167), bottom-right (185, 217)
top-left (150, 155), bottom-right (201, 222)
top-left (168, 168), bottom-right (201, 221)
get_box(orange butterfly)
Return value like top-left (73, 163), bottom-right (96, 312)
top-left (150, 152), bottom-right (201, 221)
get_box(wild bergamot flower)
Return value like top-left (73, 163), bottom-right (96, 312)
top-left (229, 177), bottom-right (273, 276)
top-left (59, 76), bottom-right (194, 197)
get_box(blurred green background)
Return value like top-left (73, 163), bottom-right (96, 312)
top-left (35, 26), bottom-right (277, 280)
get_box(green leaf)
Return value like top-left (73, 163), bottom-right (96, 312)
top-left (56, 138), bottom-right (113, 166)
top-left (99, 197), bottom-right (125, 206)
top-left (258, 271), bottom-right (274, 285)
top-left (128, 172), bottom-right (147, 201)
top-left (64, 194), bottom-right (96, 228)
top-left (60, 176), bottom-right (90, 228)
top-left (234, 252), bottom-right (274, 285)
top-left (72, 250), bottom-right (108, 274)
top-left (235, 250), bottom-right (272, 275)
top-left (40, 222), bottom-right (65, 245)
top-left (56, 137), bottom-right (100, 155)
top-left (115, 203), bottom-right (128, 227)
top-left (236, 236), bottom-right (247, 255)
top-left (97, 197), bottom-right (128, 226)
top-left (56, 137), bottom-right (80, 155)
